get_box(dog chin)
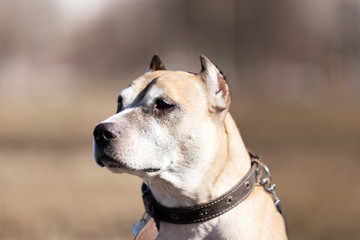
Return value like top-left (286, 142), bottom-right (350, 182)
top-left (108, 164), bottom-right (162, 174)
top-left (95, 154), bottom-right (161, 174)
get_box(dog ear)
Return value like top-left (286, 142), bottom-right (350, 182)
top-left (200, 55), bottom-right (230, 112)
top-left (147, 54), bottom-right (166, 72)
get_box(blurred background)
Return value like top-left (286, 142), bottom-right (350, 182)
top-left (0, 0), bottom-right (359, 239)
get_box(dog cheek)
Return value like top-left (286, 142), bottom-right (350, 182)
top-left (112, 128), bottom-right (166, 170)
top-left (141, 125), bottom-right (178, 168)
top-left (181, 121), bottom-right (219, 164)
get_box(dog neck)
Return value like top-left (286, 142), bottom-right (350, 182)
top-left (145, 113), bottom-right (251, 208)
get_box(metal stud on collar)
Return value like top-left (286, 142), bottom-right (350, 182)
top-left (199, 209), bottom-right (208, 216)
top-left (170, 213), bottom-right (179, 220)
top-left (225, 196), bottom-right (233, 205)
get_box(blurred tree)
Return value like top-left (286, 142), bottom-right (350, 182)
top-left (2, 0), bottom-right (358, 100)
top-left (0, 0), bottom-right (57, 61)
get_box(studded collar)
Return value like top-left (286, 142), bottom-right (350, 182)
top-left (141, 154), bottom-right (261, 227)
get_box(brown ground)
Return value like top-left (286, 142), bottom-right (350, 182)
top-left (1, 88), bottom-right (359, 240)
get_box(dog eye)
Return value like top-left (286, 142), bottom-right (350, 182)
top-left (116, 95), bottom-right (123, 113)
top-left (155, 99), bottom-right (173, 110)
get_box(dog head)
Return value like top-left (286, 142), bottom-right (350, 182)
top-left (93, 55), bottom-right (231, 179)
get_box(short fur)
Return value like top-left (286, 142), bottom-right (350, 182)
top-left (93, 55), bottom-right (287, 239)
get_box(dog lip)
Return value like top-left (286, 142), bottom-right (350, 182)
top-left (97, 154), bottom-right (161, 173)
top-left (95, 157), bottom-right (105, 167)
top-left (142, 167), bottom-right (161, 173)
top-left (98, 154), bottom-right (121, 167)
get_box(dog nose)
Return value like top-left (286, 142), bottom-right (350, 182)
top-left (93, 122), bottom-right (120, 146)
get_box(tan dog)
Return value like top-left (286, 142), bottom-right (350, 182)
top-left (93, 55), bottom-right (287, 239)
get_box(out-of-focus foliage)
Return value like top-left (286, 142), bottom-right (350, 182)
top-left (1, 0), bottom-right (360, 101)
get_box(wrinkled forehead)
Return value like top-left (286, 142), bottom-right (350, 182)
top-left (121, 71), bottom-right (206, 106)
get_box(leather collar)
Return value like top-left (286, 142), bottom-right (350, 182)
top-left (141, 153), bottom-right (261, 228)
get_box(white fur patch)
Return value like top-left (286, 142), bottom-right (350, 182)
top-left (101, 108), bottom-right (134, 123)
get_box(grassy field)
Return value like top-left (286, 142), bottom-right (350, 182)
top-left (1, 87), bottom-right (359, 240)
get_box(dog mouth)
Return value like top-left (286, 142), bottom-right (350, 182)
top-left (97, 155), bottom-right (120, 168)
top-left (95, 154), bottom-right (161, 173)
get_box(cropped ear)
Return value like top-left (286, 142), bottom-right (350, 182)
top-left (147, 54), bottom-right (166, 72)
top-left (200, 55), bottom-right (230, 112)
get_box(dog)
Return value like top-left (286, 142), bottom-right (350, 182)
top-left (93, 55), bottom-right (287, 239)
